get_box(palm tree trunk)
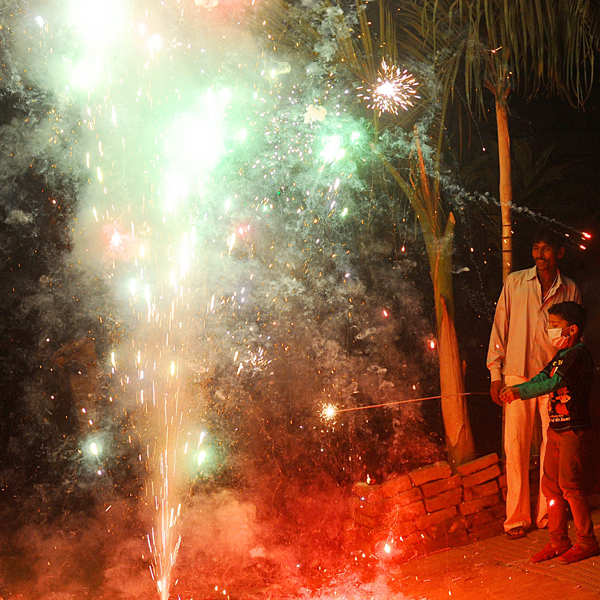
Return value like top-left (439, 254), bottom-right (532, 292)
top-left (381, 138), bottom-right (476, 467)
top-left (495, 97), bottom-right (513, 281)
top-left (428, 218), bottom-right (475, 467)
top-left (413, 137), bottom-right (475, 467)
top-left (438, 294), bottom-right (474, 466)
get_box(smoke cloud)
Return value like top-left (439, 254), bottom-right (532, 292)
top-left (0, 1), bottom-right (449, 597)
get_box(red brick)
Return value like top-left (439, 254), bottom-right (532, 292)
top-left (416, 506), bottom-right (457, 530)
top-left (459, 493), bottom-right (503, 516)
top-left (421, 474), bottom-right (461, 498)
top-left (383, 486), bottom-right (423, 509)
top-left (465, 509), bottom-right (494, 530)
top-left (462, 464), bottom-right (501, 488)
top-left (376, 519), bottom-right (417, 539)
top-left (395, 500), bottom-right (426, 521)
top-left (380, 474), bottom-right (413, 498)
top-left (468, 520), bottom-right (504, 541)
top-left (350, 496), bottom-right (383, 518)
top-left (351, 481), bottom-right (373, 498)
top-left (422, 521), bottom-right (469, 553)
top-left (501, 487), bottom-right (507, 501)
top-left (491, 503), bottom-right (505, 519)
top-left (386, 534), bottom-right (422, 563)
top-left (351, 511), bottom-right (378, 529)
top-left (445, 527), bottom-right (471, 548)
top-left (498, 473), bottom-right (507, 489)
top-left (408, 461), bottom-right (452, 486)
top-left (463, 479), bottom-right (499, 501)
top-left (382, 501), bottom-right (416, 529)
top-left (449, 516), bottom-right (468, 534)
top-left (465, 505), bottom-right (504, 530)
top-left (428, 520), bottom-right (469, 542)
top-left (426, 516), bottom-right (463, 539)
top-left (456, 453), bottom-right (499, 476)
top-left (424, 487), bottom-right (462, 512)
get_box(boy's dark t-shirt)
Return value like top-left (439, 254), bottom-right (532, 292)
top-left (540, 342), bottom-right (593, 431)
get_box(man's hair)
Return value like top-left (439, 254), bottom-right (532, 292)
top-left (549, 301), bottom-right (586, 332)
top-left (532, 226), bottom-right (564, 251)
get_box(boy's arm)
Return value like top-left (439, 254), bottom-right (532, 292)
top-left (515, 370), bottom-right (563, 400)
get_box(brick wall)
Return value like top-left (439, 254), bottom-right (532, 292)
top-left (347, 453), bottom-right (507, 561)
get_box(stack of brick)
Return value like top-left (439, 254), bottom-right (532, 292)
top-left (348, 453), bottom-right (507, 559)
top-left (457, 453), bottom-right (505, 541)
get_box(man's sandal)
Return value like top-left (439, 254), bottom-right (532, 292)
top-left (505, 526), bottom-right (527, 539)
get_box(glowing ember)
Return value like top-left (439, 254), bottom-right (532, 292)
top-left (358, 59), bottom-right (419, 115)
top-left (110, 230), bottom-right (122, 248)
top-left (321, 403), bottom-right (338, 421)
top-left (196, 449), bottom-right (208, 466)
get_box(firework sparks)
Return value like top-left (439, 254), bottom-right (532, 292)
top-left (358, 59), bottom-right (419, 115)
top-left (20, 2), bottom-right (233, 597)
top-left (321, 403), bottom-right (338, 421)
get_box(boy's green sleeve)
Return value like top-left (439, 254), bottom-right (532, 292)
top-left (516, 370), bottom-right (563, 400)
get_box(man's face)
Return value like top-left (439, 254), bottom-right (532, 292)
top-left (532, 240), bottom-right (563, 274)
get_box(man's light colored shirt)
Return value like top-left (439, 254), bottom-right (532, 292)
top-left (487, 266), bottom-right (582, 381)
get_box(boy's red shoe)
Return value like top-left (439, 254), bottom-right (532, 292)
top-left (530, 542), bottom-right (571, 563)
top-left (558, 544), bottom-right (600, 564)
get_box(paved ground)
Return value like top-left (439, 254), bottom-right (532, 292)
top-left (388, 509), bottom-right (600, 599)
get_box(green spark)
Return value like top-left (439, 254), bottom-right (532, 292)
top-left (320, 135), bottom-right (345, 163)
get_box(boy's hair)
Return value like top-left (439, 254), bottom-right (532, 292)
top-left (532, 226), bottom-right (564, 251)
top-left (549, 301), bottom-right (586, 332)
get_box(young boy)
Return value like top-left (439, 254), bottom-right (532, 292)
top-left (500, 301), bottom-right (599, 563)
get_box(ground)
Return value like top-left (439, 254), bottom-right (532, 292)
top-left (390, 508), bottom-right (600, 600)
top-left (2, 505), bottom-right (600, 599)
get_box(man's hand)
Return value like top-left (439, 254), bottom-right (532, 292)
top-left (499, 386), bottom-right (521, 404)
top-left (490, 380), bottom-right (503, 406)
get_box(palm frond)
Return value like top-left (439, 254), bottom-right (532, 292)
top-left (410, 0), bottom-right (598, 118)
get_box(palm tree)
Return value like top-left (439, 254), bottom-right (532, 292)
top-left (336, 5), bottom-right (476, 466)
top-left (411, 0), bottom-right (598, 280)
top-left (381, 129), bottom-right (475, 466)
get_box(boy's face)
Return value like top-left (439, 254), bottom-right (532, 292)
top-left (548, 314), bottom-right (569, 331)
top-left (548, 314), bottom-right (578, 347)
top-left (532, 240), bottom-right (564, 274)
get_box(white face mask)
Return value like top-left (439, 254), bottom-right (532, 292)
top-left (547, 327), bottom-right (569, 349)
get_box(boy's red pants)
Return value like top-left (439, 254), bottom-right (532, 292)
top-left (542, 427), bottom-right (598, 549)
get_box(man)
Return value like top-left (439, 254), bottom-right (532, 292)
top-left (487, 228), bottom-right (582, 538)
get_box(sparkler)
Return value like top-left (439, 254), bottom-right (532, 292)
top-left (321, 403), bottom-right (338, 421)
top-left (358, 59), bottom-right (419, 116)
top-left (321, 392), bottom-right (488, 422)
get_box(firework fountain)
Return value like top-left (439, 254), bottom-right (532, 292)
top-left (7, 2), bottom-right (260, 597)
